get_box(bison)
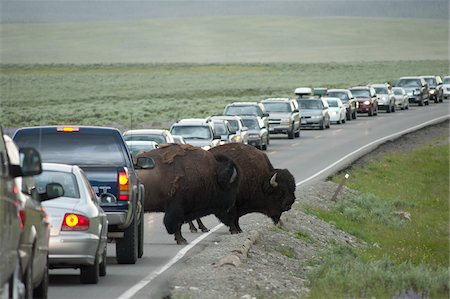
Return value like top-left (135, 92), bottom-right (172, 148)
top-left (135, 143), bottom-right (238, 244)
top-left (209, 143), bottom-right (296, 234)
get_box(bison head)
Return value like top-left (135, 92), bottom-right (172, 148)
top-left (263, 168), bottom-right (296, 224)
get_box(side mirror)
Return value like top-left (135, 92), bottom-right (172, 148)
top-left (136, 156), bottom-right (155, 169)
top-left (229, 129), bottom-right (237, 135)
top-left (213, 135), bottom-right (222, 140)
top-left (41, 182), bottom-right (64, 201)
top-left (263, 113), bottom-right (269, 117)
top-left (293, 109), bottom-right (299, 113)
top-left (18, 148), bottom-right (42, 177)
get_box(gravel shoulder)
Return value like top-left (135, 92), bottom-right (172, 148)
top-left (168, 120), bottom-right (449, 299)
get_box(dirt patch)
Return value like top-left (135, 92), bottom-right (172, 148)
top-left (167, 120), bottom-right (449, 299)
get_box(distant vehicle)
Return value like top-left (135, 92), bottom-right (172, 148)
top-left (371, 83), bottom-right (396, 113)
top-left (13, 126), bottom-right (145, 265)
top-left (326, 89), bottom-right (358, 121)
top-left (443, 76), bottom-right (450, 100)
top-left (125, 140), bottom-right (159, 162)
top-left (123, 129), bottom-right (175, 144)
top-left (240, 116), bottom-right (269, 150)
top-left (296, 97), bottom-right (331, 130)
top-left (421, 75), bottom-right (443, 103)
top-left (349, 86), bottom-right (379, 116)
top-left (0, 130), bottom-right (48, 299)
top-left (170, 119), bottom-right (221, 150)
top-left (323, 97), bottom-right (346, 124)
top-left (223, 102), bottom-right (270, 135)
top-left (36, 163), bottom-right (108, 284)
top-left (207, 115), bottom-right (249, 144)
top-left (392, 87), bottom-right (409, 110)
top-left (260, 98), bottom-right (301, 139)
top-left (209, 118), bottom-right (235, 144)
top-left (394, 77), bottom-right (429, 106)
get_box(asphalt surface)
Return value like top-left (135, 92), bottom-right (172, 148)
top-left (47, 102), bottom-right (449, 299)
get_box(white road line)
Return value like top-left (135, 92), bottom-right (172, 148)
top-left (118, 114), bottom-right (449, 299)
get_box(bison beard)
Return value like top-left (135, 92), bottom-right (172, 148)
top-left (209, 143), bottom-right (296, 234)
top-left (136, 144), bottom-right (238, 244)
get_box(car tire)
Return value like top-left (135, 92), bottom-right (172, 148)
top-left (386, 105), bottom-right (391, 113)
top-left (33, 255), bottom-right (49, 299)
top-left (352, 110), bottom-right (357, 119)
top-left (419, 99), bottom-right (424, 106)
top-left (24, 251), bottom-right (33, 299)
top-left (294, 128), bottom-right (300, 138)
top-left (9, 257), bottom-right (24, 299)
top-left (99, 245), bottom-right (107, 277)
top-left (326, 119), bottom-right (330, 129)
top-left (425, 100), bottom-right (429, 106)
top-left (368, 109), bottom-right (373, 116)
top-left (116, 215), bottom-right (138, 264)
top-left (392, 104), bottom-right (395, 112)
top-left (346, 111), bottom-right (351, 121)
top-left (138, 205), bottom-right (144, 259)
top-left (287, 126), bottom-right (294, 139)
top-left (80, 256), bottom-right (99, 284)
top-left (342, 117), bottom-right (346, 124)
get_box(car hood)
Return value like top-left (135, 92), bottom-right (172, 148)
top-left (299, 109), bottom-right (322, 117)
top-left (247, 129), bottom-right (262, 135)
top-left (268, 112), bottom-right (291, 119)
top-left (184, 139), bottom-right (213, 148)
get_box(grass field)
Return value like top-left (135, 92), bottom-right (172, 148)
top-left (1, 60), bottom-right (448, 131)
top-left (305, 143), bottom-right (449, 298)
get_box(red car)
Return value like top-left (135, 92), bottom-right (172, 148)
top-left (350, 86), bottom-right (379, 116)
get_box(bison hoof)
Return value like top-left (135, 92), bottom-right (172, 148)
top-left (201, 228), bottom-right (210, 233)
top-left (176, 238), bottom-right (188, 245)
top-left (190, 228), bottom-right (198, 233)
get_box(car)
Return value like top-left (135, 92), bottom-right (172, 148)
top-left (392, 87), bottom-right (409, 110)
top-left (326, 89), bottom-right (358, 120)
top-left (239, 116), bottom-right (269, 150)
top-left (371, 83), bottom-right (396, 113)
top-left (443, 76), bottom-right (450, 100)
top-left (0, 130), bottom-right (48, 299)
top-left (123, 129), bottom-right (175, 144)
top-left (172, 135), bottom-right (186, 145)
top-left (421, 75), bottom-right (443, 103)
top-left (125, 140), bottom-right (159, 162)
top-left (323, 97), bottom-right (346, 124)
top-left (394, 76), bottom-right (429, 106)
top-left (207, 115), bottom-right (249, 144)
top-left (4, 135), bottom-right (51, 298)
top-left (296, 97), bottom-right (331, 130)
top-left (13, 126), bottom-right (145, 265)
top-left (349, 86), bottom-right (379, 116)
top-left (35, 163), bottom-right (108, 284)
top-left (260, 98), bottom-right (301, 139)
top-left (209, 118), bottom-right (235, 144)
top-left (170, 118), bottom-right (221, 150)
top-left (223, 102), bottom-right (270, 134)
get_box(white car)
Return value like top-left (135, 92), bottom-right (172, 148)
top-left (392, 87), bottom-right (409, 110)
top-left (35, 163), bottom-right (108, 284)
top-left (323, 97), bottom-right (346, 124)
top-left (443, 76), bottom-right (450, 100)
top-left (123, 129), bottom-right (174, 144)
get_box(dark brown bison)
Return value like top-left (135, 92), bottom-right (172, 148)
top-left (135, 143), bottom-right (238, 244)
top-left (209, 143), bottom-right (296, 234)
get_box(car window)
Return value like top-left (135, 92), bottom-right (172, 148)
top-left (224, 105), bottom-right (261, 117)
top-left (350, 89), bottom-right (370, 98)
top-left (296, 99), bottom-right (322, 109)
top-left (374, 87), bottom-right (388, 94)
top-left (14, 132), bottom-right (125, 165)
top-left (242, 119), bottom-right (260, 130)
top-left (327, 100), bottom-right (339, 107)
top-left (227, 119), bottom-right (239, 131)
top-left (444, 77), bottom-right (450, 84)
top-left (127, 144), bottom-right (157, 158)
top-left (171, 125), bottom-right (212, 139)
top-left (262, 102), bottom-right (291, 113)
top-left (34, 170), bottom-right (80, 198)
top-left (423, 78), bottom-right (437, 87)
top-left (123, 134), bottom-right (166, 144)
top-left (393, 89), bottom-right (404, 95)
top-left (328, 92), bottom-right (348, 102)
top-left (396, 79), bottom-right (421, 88)
top-left (213, 122), bottom-right (227, 135)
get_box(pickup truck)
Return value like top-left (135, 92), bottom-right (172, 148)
top-left (13, 126), bottom-right (145, 264)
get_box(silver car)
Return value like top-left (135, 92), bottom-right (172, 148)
top-left (123, 129), bottom-right (175, 144)
top-left (260, 98), bottom-right (301, 139)
top-left (35, 163), bottom-right (108, 284)
top-left (170, 118), bottom-right (221, 150)
top-left (207, 115), bottom-right (249, 144)
top-left (371, 83), bottom-right (396, 113)
top-left (240, 115), bottom-right (269, 150)
top-left (392, 87), bottom-right (409, 110)
top-left (125, 140), bottom-right (159, 162)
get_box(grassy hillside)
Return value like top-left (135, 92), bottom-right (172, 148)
top-left (1, 17), bottom-right (448, 64)
top-left (1, 61), bottom-right (448, 131)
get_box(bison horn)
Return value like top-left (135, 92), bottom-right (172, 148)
top-left (230, 167), bottom-right (238, 184)
top-left (270, 172), bottom-right (278, 188)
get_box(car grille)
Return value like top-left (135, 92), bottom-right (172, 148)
top-left (269, 119), bottom-right (281, 124)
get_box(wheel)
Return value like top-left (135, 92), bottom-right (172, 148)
top-left (319, 120), bottom-right (325, 130)
top-left (137, 207), bottom-right (144, 258)
top-left (33, 255), bottom-right (49, 299)
top-left (80, 257), bottom-right (99, 284)
top-left (326, 119), bottom-right (330, 129)
top-left (425, 100), bottom-right (429, 106)
top-left (116, 215), bottom-right (138, 264)
top-left (346, 111), bottom-right (351, 121)
top-left (294, 128), bottom-right (300, 138)
top-left (24, 253), bottom-right (33, 299)
top-left (368, 109), bottom-right (373, 116)
top-left (386, 105), bottom-right (391, 113)
top-left (352, 110), bottom-right (357, 119)
top-left (99, 245), bottom-right (107, 277)
top-left (9, 257), bottom-right (24, 299)
top-left (419, 99), bottom-right (424, 106)
top-left (287, 127), bottom-right (294, 139)
top-left (342, 117), bottom-right (346, 124)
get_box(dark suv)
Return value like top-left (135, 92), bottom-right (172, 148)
top-left (13, 126), bottom-right (145, 264)
top-left (326, 89), bottom-right (358, 121)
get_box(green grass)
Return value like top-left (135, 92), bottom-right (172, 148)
top-left (1, 60), bottom-right (448, 130)
top-left (277, 245), bottom-right (297, 259)
top-left (305, 143), bottom-right (449, 298)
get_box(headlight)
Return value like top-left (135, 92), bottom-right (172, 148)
top-left (430, 90), bottom-right (435, 94)
top-left (231, 135), bottom-right (241, 142)
top-left (330, 111), bottom-right (337, 115)
top-left (281, 118), bottom-right (291, 124)
top-left (364, 100), bottom-right (371, 105)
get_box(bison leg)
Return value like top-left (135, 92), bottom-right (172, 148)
top-left (188, 221), bottom-right (198, 233)
top-left (196, 218), bottom-right (210, 232)
top-left (163, 206), bottom-right (187, 245)
top-left (174, 228), bottom-right (188, 245)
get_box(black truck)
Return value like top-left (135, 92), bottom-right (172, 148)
top-left (13, 126), bottom-right (145, 264)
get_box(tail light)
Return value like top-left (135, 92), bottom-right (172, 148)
top-left (118, 169), bottom-right (130, 201)
top-left (61, 213), bottom-right (89, 231)
top-left (18, 210), bottom-right (26, 230)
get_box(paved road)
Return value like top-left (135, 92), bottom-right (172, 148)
top-left (48, 102), bottom-right (449, 299)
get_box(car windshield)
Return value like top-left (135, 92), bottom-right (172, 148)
top-left (443, 77), bottom-right (450, 84)
top-left (14, 132), bottom-right (125, 165)
top-left (327, 92), bottom-right (348, 102)
top-left (423, 77), bottom-right (436, 87)
top-left (171, 125), bottom-right (212, 139)
top-left (262, 102), bottom-right (290, 113)
top-left (296, 99), bottom-right (322, 109)
top-left (226, 119), bottom-right (239, 131)
top-left (242, 119), bottom-right (260, 130)
top-left (396, 79), bottom-right (421, 88)
top-left (374, 87), bottom-right (388, 94)
top-left (34, 170), bottom-right (80, 198)
top-left (224, 105), bottom-right (261, 116)
top-left (213, 122), bottom-right (227, 135)
top-left (393, 89), bottom-right (404, 95)
top-left (350, 89), bottom-right (370, 98)
top-left (127, 144), bottom-right (157, 158)
top-left (327, 100), bottom-right (339, 107)
top-left (123, 134), bottom-right (166, 144)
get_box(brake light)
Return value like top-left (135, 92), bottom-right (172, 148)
top-left (61, 213), bottom-right (89, 231)
top-left (18, 210), bottom-right (25, 230)
top-left (57, 126), bottom-right (80, 132)
top-left (118, 170), bottom-right (129, 201)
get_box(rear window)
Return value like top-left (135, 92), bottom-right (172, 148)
top-left (14, 131), bottom-right (125, 165)
top-left (262, 102), bottom-right (291, 113)
top-left (296, 99), bottom-right (322, 109)
top-left (327, 92), bottom-right (348, 102)
top-left (34, 170), bottom-right (80, 198)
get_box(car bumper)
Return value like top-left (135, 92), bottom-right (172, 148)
top-left (406, 95), bottom-right (423, 103)
top-left (247, 138), bottom-right (262, 147)
top-left (269, 124), bottom-right (291, 134)
top-left (48, 233), bottom-right (99, 267)
top-left (329, 114), bottom-right (342, 122)
top-left (301, 118), bottom-right (322, 127)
